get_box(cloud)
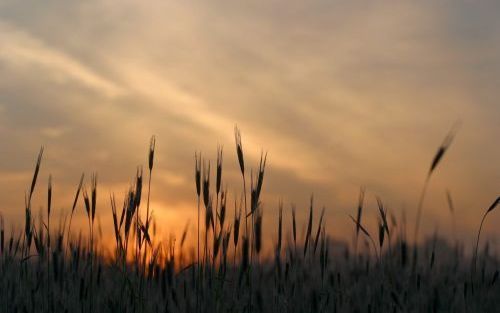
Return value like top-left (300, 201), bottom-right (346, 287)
top-left (0, 21), bottom-right (123, 98)
top-left (40, 126), bottom-right (69, 139)
top-left (0, 1), bottom-right (498, 246)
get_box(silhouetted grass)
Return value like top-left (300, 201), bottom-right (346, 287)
top-left (0, 128), bottom-right (498, 313)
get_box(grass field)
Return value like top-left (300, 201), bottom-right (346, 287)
top-left (0, 127), bottom-right (498, 313)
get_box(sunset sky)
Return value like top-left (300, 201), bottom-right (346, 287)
top-left (0, 1), bottom-right (499, 252)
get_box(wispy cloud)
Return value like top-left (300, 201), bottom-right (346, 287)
top-left (0, 1), bottom-right (498, 244)
top-left (0, 21), bottom-right (123, 98)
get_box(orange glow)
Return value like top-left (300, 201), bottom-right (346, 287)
top-left (0, 1), bottom-right (498, 255)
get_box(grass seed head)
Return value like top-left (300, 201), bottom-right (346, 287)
top-left (29, 146), bottom-right (44, 202)
top-left (304, 195), bottom-right (314, 257)
top-left (47, 175), bottom-right (52, 218)
top-left (91, 173), bottom-right (97, 224)
top-left (376, 196), bottom-right (390, 237)
top-left (428, 121), bottom-right (460, 177)
top-left (356, 187), bottom-right (365, 239)
top-left (71, 174), bottom-right (84, 215)
top-left (487, 196), bottom-right (499, 213)
top-left (124, 189), bottom-right (136, 239)
top-left (216, 145), bottom-right (223, 195)
top-left (149, 135), bottom-right (156, 172)
top-left (313, 207), bottom-right (325, 255)
top-left (233, 198), bottom-right (241, 248)
top-left (134, 168), bottom-right (143, 209)
top-left (256, 151), bottom-right (267, 199)
top-left (219, 189), bottom-right (227, 228)
top-left (195, 152), bottom-right (201, 197)
top-left (234, 125), bottom-right (245, 176)
top-left (202, 160), bottom-right (211, 209)
top-left (83, 188), bottom-right (91, 221)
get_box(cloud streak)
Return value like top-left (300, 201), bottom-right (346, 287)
top-left (0, 1), bottom-right (498, 248)
top-left (0, 22), bottom-right (123, 98)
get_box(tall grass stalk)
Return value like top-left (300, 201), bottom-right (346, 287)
top-left (66, 173), bottom-right (84, 252)
top-left (472, 197), bottom-right (499, 277)
top-left (354, 187), bottom-right (365, 256)
top-left (194, 151), bottom-right (202, 313)
top-left (2, 130), bottom-right (498, 313)
top-left (413, 123), bottom-right (459, 243)
top-left (446, 189), bottom-right (457, 242)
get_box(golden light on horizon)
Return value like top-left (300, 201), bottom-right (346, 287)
top-left (0, 0), bottom-right (499, 256)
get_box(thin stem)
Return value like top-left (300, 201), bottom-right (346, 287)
top-left (369, 236), bottom-right (380, 264)
top-left (242, 174), bottom-right (248, 236)
top-left (196, 195), bottom-right (200, 313)
top-left (413, 175), bottom-right (430, 244)
top-left (88, 218), bottom-right (94, 313)
top-left (66, 213), bottom-right (74, 256)
top-left (473, 211), bottom-right (488, 277)
top-left (47, 213), bottom-right (51, 313)
top-left (214, 191), bottom-right (219, 267)
top-left (144, 170), bottom-right (152, 268)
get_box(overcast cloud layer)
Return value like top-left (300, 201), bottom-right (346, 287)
top-left (0, 0), bottom-right (499, 251)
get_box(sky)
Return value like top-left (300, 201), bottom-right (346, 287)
top-left (0, 0), bottom-right (499, 253)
